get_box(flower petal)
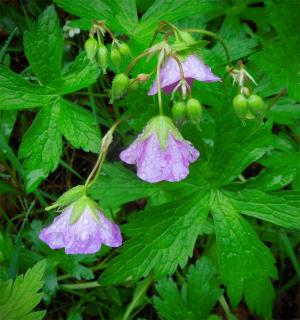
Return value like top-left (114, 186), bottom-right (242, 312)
top-left (64, 207), bottom-right (102, 254)
top-left (97, 211), bottom-right (122, 247)
top-left (39, 206), bottom-right (73, 249)
top-left (120, 134), bottom-right (144, 164)
top-left (136, 133), bottom-right (171, 183)
top-left (148, 55), bottom-right (220, 95)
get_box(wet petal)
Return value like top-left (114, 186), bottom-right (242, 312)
top-left (148, 55), bottom-right (220, 95)
top-left (120, 134), bottom-right (144, 164)
top-left (65, 207), bottom-right (102, 254)
top-left (39, 206), bottom-right (73, 249)
top-left (97, 211), bottom-right (122, 247)
top-left (137, 133), bottom-right (171, 183)
top-left (183, 55), bottom-right (221, 82)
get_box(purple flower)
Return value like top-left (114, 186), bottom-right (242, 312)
top-left (149, 54), bottom-right (220, 95)
top-left (39, 203), bottom-right (122, 255)
top-left (120, 116), bottom-right (199, 183)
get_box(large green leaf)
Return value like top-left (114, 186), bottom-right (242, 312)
top-left (24, 5), bottom-right (64, 85)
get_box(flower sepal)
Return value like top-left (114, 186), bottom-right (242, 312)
top-left (70, 195), bottom-right (99, 224)
top-left (45, 185), bottom-right (85, 211)
top-left (142, 116), bottom-right (183, 149)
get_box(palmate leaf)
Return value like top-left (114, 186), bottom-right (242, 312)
top-left (153, 257), bottom-right (222, 320)
top-left (0, 261), bottom-right (46, 320)
top-left (0, 5), bottom-right (100, 191)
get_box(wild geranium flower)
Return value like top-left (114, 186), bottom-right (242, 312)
top-left (120, 116), bottom-right (199, 183)
top-left (39, 196), bottom-right (122, 254)
top-left (148, 54), bottom-right (220, 95)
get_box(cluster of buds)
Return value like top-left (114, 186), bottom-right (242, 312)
top-left (84, 21), bottom-right (131, 74)
top-left (172, 98), bottom-right (202, 125)
top-left (229, 63), bottom-right (266, 122)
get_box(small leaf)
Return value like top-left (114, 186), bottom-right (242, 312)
top-left (57, 52), bottom-right (100, 95)
top-left (0, 66), bottom-right (56, 110)
top-left (57, 98), bottom-right (101, 153)
top-left (19, 102), bottom-right (62, 190)
top-left (0, 260), bottom-right (46, 320)
top-left (212, 191), bottom-right (277, 319)
top-left (154, 257), bottom-right (222, 320)
top-left (24, 5), bottom-right (64, 85)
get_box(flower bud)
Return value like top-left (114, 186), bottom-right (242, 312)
top-left (118, 43), bottom-right (131, 56)
top-left (172, 101), bottom-right (186, 122)
top-left (186, 98), bottom-right (202, 124)
top-left (247, 94), bottom-right (266, 119)
top-left (136, 73), bottom-right (150, 82)
top-left (97, 43), bottom-right (109, 74)
top-left (178, 31), bottom-right (195, 44)
top-left (84, 37), bottom-right (98, 60)
top-left (110, 48), bottom-right (121, 67)
top-left (232, 94), bottom-right (248, 120)
top-left (111, 73), bottom-right (130, 101)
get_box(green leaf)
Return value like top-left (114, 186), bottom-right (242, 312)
top-left (0, 110), bottom-right (17, 141)
top-left (0, 260), bottom-right (46, 320)
top-left (19, 102), bottom-right (62, 189)
top-left (203, 104), bottom-right (272, 186)
top-left (57, 52), bottom-right (100, 95)
top-left (225, 189), bottom-right (300, 230)
top-left (24, 5), bottom-right (63, 85)
top-left (99, 190), bottom-right (210, 285)
top-left (54, 0), bottom-right (138, 35)
top-left (135, 0), bottom-right (220, 40)
top-left (89, 163), bottom-right (157, 209)
top-left (212, 191), bottom-right (277, 319)
top-left (154, 257), bottom-right (222, 320)
top-left (0, 65), bottom-right (56, 110)
top-left (252, 1), bottom-right (300, 100)
top-left (58, 98), bottom-right (101, 153)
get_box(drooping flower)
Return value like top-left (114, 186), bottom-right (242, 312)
top-left (120, 116), bottom-right (199, 183)
top-left (148, 54), bottom-right (220, 95)
top-left (39, 196), bottom-right (122, 255)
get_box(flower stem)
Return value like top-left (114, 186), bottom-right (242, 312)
top-left (183, 28), bottom-right (232, 66)
top-left (83, 117), bottom-right (130, 193)
top-left (157, 50), bottom-right (165, 115)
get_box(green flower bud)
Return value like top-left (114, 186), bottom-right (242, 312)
top-left (110, 48), bottom-right (121, 67)
top-left (248, 94), bottom-right (266, 119)
top-left (232, 94), bottom-right (248, 120)
top-left (186, 98), bottom-right (202, 124)
top-left (172, 101), bottom-right (186, 122)
top-left (84, 37), bottom-right (98, 60)
top-left (118, 43), bottom-right (131, 56)
top-left (97, 43), bottom-right (109, 74)
top-left (111, 73), bottom-right (130, 101)
top-left (178, 31), bottom-right (195, 44)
